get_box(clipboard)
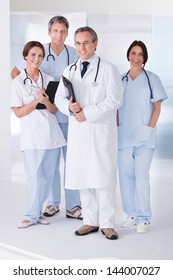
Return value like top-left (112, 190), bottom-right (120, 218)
top-left (62, 75), bottom-right (76, 102)
top-left (36, 81), bottom-right (59, 109)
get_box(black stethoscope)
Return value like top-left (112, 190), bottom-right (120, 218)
top-left (122, 69), bottom-right (153, 100)
top-left (69, 56), bottom-right (101, 87)
top-left (23, 69), bottom-right (44, 95)
top-left (46, 43), bottom-right (70, 66)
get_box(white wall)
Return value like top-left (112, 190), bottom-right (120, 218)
top-left (0, 0), bottom-right (11, 181)
top-left (10, 0), bottom-right (173, 16)
top-left (89, 14), bottom-right (152, 73)
top-left (10, 0), bottom-right (173, 76)
top-left (10, 13), bottom-right (152, 71)
top-left (152, 16), bottom-right (173, 158)
top-left (10, 13), bottom-right (87, 69)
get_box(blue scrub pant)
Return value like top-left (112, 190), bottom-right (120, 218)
top-left (118, 146), bottom-right (154, 223)
top-left (23, 148), bottom-right (59, 223)
top-left (46, 123), bottom-right (81, 210)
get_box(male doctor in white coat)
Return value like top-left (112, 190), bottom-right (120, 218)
top-left (55, 26), bottom-right (123, 240)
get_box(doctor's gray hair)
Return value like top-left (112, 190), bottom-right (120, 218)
top-left (48, 15), bottom-right (69, 31)
top-left (74, 26), bottom-right (98, 42)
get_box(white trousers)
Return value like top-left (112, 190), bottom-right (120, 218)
top-left (118, 146), bottom-right (154, 223)
top-left (23, 148), bottom-right (59, 223)
top-left (80, 186), bottom-right (116, 229)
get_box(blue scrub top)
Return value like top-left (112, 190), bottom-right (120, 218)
top-left (118, 71), bottom-right (168, 149)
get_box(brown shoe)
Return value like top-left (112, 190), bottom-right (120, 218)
top-left (66, 206), bottom-right (83, 220)
top-left (75, 225), bottom-right (99, 236)
top-left (43, 205), bottom-right (60, 217)
top-left (101, 228), bottom-right (118, 240)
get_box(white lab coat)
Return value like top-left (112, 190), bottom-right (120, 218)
top-left (10, 70), bottom-right (66, 151)
top-left (55, 54), bottom-right (123, 190)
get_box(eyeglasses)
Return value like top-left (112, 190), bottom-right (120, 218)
top-left (74, 41), bottom-right (94, 47)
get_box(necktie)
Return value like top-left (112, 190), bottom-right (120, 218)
top-left (81, 61), bottom-right (89, 78)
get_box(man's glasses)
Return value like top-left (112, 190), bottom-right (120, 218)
top-left (74, 41), bottom-right (94, 47)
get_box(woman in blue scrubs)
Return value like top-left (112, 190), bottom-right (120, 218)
top-left (118, 40), bottom-right (167, 233)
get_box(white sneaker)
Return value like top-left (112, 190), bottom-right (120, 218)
top-left (121, 217), bottom-right (136, 228)
top-left (137, 222), bottom-right (150, 234)
top-left (37, 216), bottom-right (49, 225)
top-left (18, 220), bottom-right (35, 229)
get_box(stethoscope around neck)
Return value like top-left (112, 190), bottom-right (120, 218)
top-left (46, 43), bottom-right (70, 66)
top-left (69, 56), bottom-right (101, 87)
top-left (23, 69), bottom-right (44, 95)
top-left (122, 68), bottom-right (153, 100)
top-left (23, 69), bottom-right (43, 86)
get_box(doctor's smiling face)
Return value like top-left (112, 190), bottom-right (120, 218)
top-left (23, 41), bottom-right (45, 70)
top-left (47, 16), bottom-right (69, 48)
top-left (128, 45), bottom-right (144, 70)
top-left (74, 29), bottom-right (98, 61)
top-left (127, 40), bottom-right (148, 70)
top-left (48, 22), bottom-right (68, 47)
top-left (25, 47), bottom-right (44, 69)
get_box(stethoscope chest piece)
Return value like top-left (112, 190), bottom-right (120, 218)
top-left (91, 82), bottom-right (98, 87)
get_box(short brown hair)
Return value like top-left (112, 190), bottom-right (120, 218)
top-left (22, 41), bottom-right (45, 60)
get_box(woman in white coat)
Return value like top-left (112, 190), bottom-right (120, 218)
top-left (55, 26), bottom-right (123, 240)
top-left (10, 41), bottom-right (66, 228)
top-left (118, 40), bottom-right (167, 233)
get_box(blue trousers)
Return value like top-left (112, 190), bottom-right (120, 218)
top-left (23, 148), bottom-right (59, 223)
top-left (46, 123), bottom-right (81, 210)
top-left (118, 146), bottom-right (154, 223)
